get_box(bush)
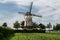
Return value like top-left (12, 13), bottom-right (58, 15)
top-left (0, 26), bottom-right (14, 40)
top-left (32, 28), bottom-right (38, 30)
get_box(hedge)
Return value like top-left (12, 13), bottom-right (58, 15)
top-left (0, 26), bottom-right (14, 40)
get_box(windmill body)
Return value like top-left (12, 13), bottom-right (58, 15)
top-left (24, 12), bottom-right (33, 27)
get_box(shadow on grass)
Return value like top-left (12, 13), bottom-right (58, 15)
top-left (14, 30), bottom-right (46, 33)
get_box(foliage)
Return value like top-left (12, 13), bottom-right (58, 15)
top-left (47, 22), bottom-right (52, 28)
top-left (53, 24), bottom-right (60, 30)
top-left (14, 21), bottom-right (20, 30)
top-left (2, 22), bottom-right (7, 27)
top-left (55, 24), bottom-right (60, 30)
top-left (53, 25), bottom-right (56, 30)
top-left (33, 22), bottom-right (38, 28)
top-left (32, 28), bottom-right (38, 30)
top-left (21, 21), bottom-right (24, 26)
top-left (0, 26), bottom-right (14, 40)
top-left (39, 23), bottom-right (46, 29)
top-left (47, 22), bottom-right (52, 31)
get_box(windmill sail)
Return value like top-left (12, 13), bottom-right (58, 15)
top-left (32, 14), bottom-right (42, 17)
top-left (29, 2), bottom-right (33, 13)
top-left (18, 12), bottom-right (26, 14)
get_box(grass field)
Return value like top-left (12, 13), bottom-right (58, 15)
top-left (10, 33), bottom-right (60, 40)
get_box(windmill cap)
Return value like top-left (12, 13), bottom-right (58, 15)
top-left (25, 12), bottom-right (32, 16)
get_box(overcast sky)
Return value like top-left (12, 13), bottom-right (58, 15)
top-left (0, 0), bottom-right (60, 28)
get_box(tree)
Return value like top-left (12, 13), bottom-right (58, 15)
top-left (47, 22), bottom-right (52, 31)
top-left (33, 22), bottom-right (38, 28)
top-left (55, 24), bottom-right (60, 30)
top-left (39, 23), bottom-right (45, 29)
top-left (14, 21), bottom-right (20, 30)
top-left (2, 22), bottom-right (7, 27)
top-left (53, 25), bottom-right (56, 30)
top-left (21, 21), bottom-right (24, 28)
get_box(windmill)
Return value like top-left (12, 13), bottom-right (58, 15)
top-left (18, 2), bottom-right (42, 28)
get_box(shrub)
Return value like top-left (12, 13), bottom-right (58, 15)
top-left (0, 26), bottom-right (14, 40)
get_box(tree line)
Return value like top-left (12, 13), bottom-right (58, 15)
top-left (1, 21), bottom-right (60, 31)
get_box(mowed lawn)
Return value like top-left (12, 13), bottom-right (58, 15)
top-left (10, 33), bottom-right (60, 40)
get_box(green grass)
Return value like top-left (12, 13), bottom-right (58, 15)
top-left (10, 33), bottom-right (60, 40)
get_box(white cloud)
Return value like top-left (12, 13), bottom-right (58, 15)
top-left (0, 0), bottom-right (60, 27)
top-left (0, 13), bottom-right (24, 28)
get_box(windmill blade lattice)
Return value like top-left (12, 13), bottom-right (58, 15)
top-left (32, 14), bottom-right (42, 17)
top-left (29, 2), bottom-right (33, 13)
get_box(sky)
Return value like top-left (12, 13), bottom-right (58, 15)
top-left (0, 0), bottom-right (60, 28)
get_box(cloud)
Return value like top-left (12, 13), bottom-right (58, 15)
top-left (0, 1), bottom-right (39, 28)
top-left (0, 0), bottom-right (60, 28)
